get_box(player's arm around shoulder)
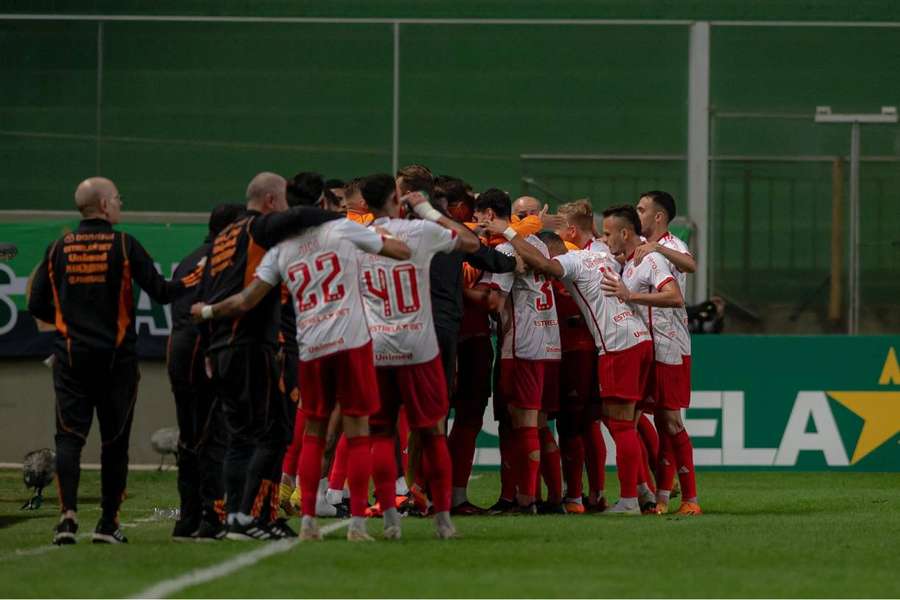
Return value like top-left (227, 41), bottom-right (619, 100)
top-left (337, 217), bottom-right (411, 261)
top-left (636, 239), bottom-right (696, 274)
top-left (482, 217), bottom-right (564, 279)
top-left (404, 191), bottom-right (480, 254)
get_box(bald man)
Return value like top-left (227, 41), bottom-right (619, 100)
top-left (29, 177), bottom-right (189, 545)
top-left (196, 171), bottom-right (343, 540)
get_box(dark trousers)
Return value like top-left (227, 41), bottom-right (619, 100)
top-left (211, 344), bottom-right (291, 520)
top-left (168, 331), bottom-right (225, 524)
top-left (53, 350), bottom-right (139, 521)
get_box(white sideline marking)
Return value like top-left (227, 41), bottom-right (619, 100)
top-left (132, 520), bottom-right (351, 599)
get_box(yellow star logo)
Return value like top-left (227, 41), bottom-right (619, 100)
top-left (828, 347), bottom-right (900, 465)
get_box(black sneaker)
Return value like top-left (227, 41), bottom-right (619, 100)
top-left (451, 501), bottom-right (487, 516)
top-left (194, 517), bottom-right (226, 542)
top-left (487, 498), bottom-right (517, 515)
top-left (53, 517), bottom-right (78, 545)
top-left (92, 519), bottom-right (128, 544)
top-left (269, 518), bottom-right (297, 539)
top-left (225, 519), bottom-right (276, 541)
top-left (510, 502), bottom-right (539, 516)
top-left (537, 501), bottom-right (567, 515)
top-left (171, 516), bottom-right (200, 541)
top-left (333, 500), bottom-right (351, 519)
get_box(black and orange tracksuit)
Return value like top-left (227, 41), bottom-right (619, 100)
top-left (167, 239), bottom-right (225, 528)
top-left (28, 218), bottom-right (186, 521)
top-left (196, 206), bottom-right (340, 521)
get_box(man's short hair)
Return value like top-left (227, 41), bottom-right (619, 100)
top-left (287, 172), bottom-right (325, 207)
top-left (474, 188), bottom-right (511, 219)
top-left (397, 164), bottom-right (434, 197)
top-left (602, 204), bottom-right (642, 237)
top-left (208, 203), bottom-right (244, 238)
top-left (361, 173), bottom-right (397, 210)
top-left (537, 230), bottom-right (564, 247)
top-left (435, 177), bottom-right (472, 207)
top-left (344, 177), bottom-right (364, 197)
top-left (558, 199), bottom-right (594, 231)
top-left (325, 178), bottom-right (345, 190)
top-left (641, 190), bottom-right (676, 222)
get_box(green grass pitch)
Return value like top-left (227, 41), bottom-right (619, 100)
top-left (1, 469), bottom-right (899, 598)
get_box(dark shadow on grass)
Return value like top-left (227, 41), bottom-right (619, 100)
top-left (0, 514), bottom-right (50, 528)
top-left (681, 506), bottom-right (828, 517)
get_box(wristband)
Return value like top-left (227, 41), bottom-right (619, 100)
top-left (502, 227), bottom-right (517, 241)
top-left (201, 304), bottom-right (215, 321)
top-left (412, 201), bottom-right (443, 222)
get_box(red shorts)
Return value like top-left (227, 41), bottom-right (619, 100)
top-left (559, 349), bottom-right (598, 413)
top-left (452, 336), bottom-right (493, 413)
top-left (297, 341), bottom-right (380, 419)
top-left (499, 358), bottom-right (561, 413)
top-left (598, 341), bottom-right (653, 403)
top-left (653, 356), bottom-right (692, 410)
top-left (372, 355), bottom-right (449, 429)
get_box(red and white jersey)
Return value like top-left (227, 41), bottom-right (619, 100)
top-left (554, 243), bottom-right (651, 354)
top-left (481, 236), bottom-right (561, 362)
top-left (656, 231), bottom-right (691, 294)
top-left (359, 217), bottom-right (457, 366)
top-left (621, 250), bottom-right (690, 365)
top-left (255, 219), bottom-right (383, 361)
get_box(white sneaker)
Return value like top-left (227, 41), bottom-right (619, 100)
top-left (383, 524), bottom-right (402, 540)
top-left (299, 517), bottom-right (323, 541)
top-left (604, 499), bottom-right (641, 515)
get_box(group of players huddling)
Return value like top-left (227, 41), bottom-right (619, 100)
top-left (175, 166), bottom-right (701, 543)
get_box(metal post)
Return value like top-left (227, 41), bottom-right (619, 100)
top-left (828, 158), bottom-right (844, 323)
top-left (687, 21), bottom-right (710, 304)
top-left (96, 21), bottom-right (103, 174)
top-left (848, 123), bottom-right (860, 334)
top-left (391, 22), bottom-right (400, 175)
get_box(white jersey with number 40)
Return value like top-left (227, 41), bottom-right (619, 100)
top-left (483, 236), bottom-right (561, 362)
top-left (255, 218), bottom-right (384, 361)
top-left (359, 217), bottom-right (457, 366)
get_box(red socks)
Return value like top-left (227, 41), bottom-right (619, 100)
top-left (448, 423), bottom-right (480, 489)
top-left (371, 435), bottom-right (397, 511)
top-left (345, 436), bottom-right (371, 517)
top-left (656, 430), bottom-right (676, 493)
top-left (421, 432), bottom-right (452, 513)
top-left (516, 426), bottom-right (540, 500)
top-left (584, 420), bottom-right (606, 496)
top-left (608, 418), bottom-right (640, 499)
top-left (282, 409), bottom-right (305, 477)
top-left (328, 435), bottom-right (349, 491)
top-left (539, 427), bottom-right (562, 504)
top-left (639, 439), bottom-right (656, 494)
top-left (560, 434), bottom-right (584, 500)
top-left (637, 413), bottom-right (659, 475)
top-left (671, 429), bottom-right (698, 500)
top-left (298, 434), bottom-right (324, 517)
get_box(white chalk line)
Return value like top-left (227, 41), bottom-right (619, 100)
top-left (131, 519), bottom-right (351, 599)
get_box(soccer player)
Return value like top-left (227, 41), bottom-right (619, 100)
top-left (358, 173), bottom-right (481, 539)
top-left (598, 205), bottom-right (689, 513)
top-left (474, 189), bottom-right (562, 515)
top-left (552, 200), bottom-right (609, 512)
top-left (195, 172), bottom-right (342, 540)
top-left (632, 191), bottom-right (700, 515)
top-left (345, 178), bottom-right (374, 225)
top-left (169, 203), bottom-right (244, 541)
top-left (482, 215), bottom-right (654, 514)
top-left (29, 177), bottom-right (189, 544)
top-left (193, 196), bottom-right (410, 541)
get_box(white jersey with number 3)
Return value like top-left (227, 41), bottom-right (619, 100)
top-left (359, 217), bottom-right (457, 366)
top-left (255, 218), bottom-right (384, 361)
top-left (483, 236), bottom-right (561, 362)
top-left (621, 250), bottom-right (690, 365)
top-left (553, 243), bottom-right (651, 354)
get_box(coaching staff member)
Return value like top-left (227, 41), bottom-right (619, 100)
top-left (29, 177), bottom-right (188, 545)
top-left (197, 172), bottom-right (341, 540)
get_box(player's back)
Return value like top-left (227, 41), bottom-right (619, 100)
top-left (271, 219), bottom-right (371, 361)
top-left (359, 217), bottom-right (457, 366)
top-left (492, 235), bottom-right (561, 362)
